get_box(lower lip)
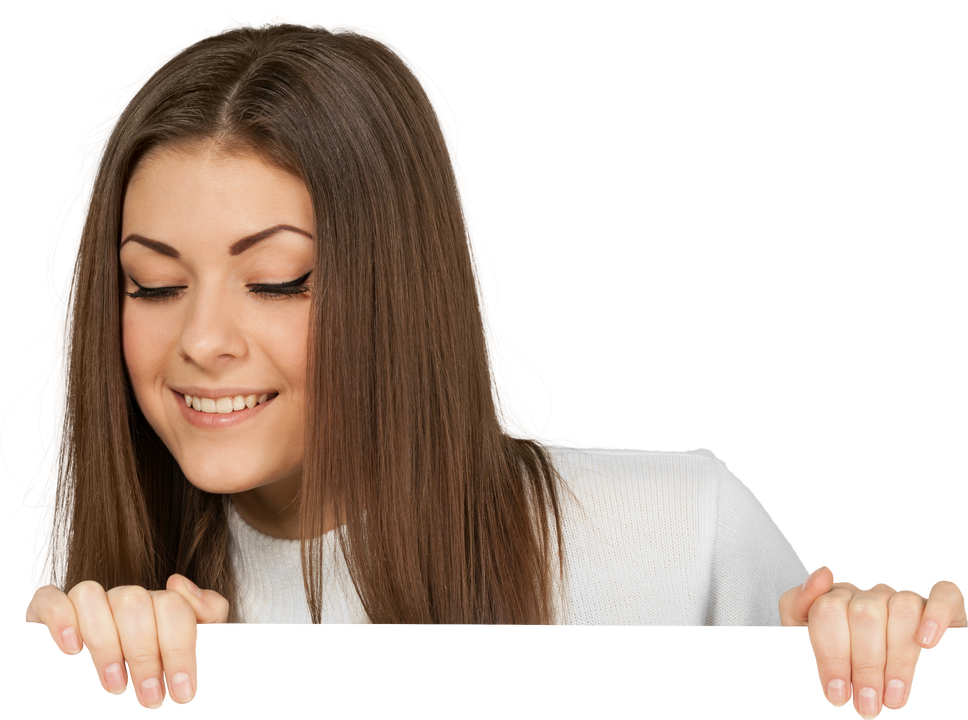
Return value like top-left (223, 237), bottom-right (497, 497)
top-left (174, 389), bottom-right (276, 429)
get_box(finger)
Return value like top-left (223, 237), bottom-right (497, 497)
top-left (27, 585), bottom-right (84, 657)
top-left (165, 574), bottom-right (230, 624)
top-left (67, 581), bottom-right (129, 695)
top-left (779, 567), bottom-right (833, 626)
top-left (151, 590), bottom-right (198, 704)
top-left (883, 591), bottom-right (925, 710)
top-left (807, 586), bottom-right (854, 707)
top-left (917, 580), bottom-right (967, 649)
top-left (108, 585), bottom-right (166, 709)
top-left (848, 584), bottom-right (895, 720)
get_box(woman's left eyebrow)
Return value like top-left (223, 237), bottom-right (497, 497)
top-left (119, 224), bottom-right (314, 258)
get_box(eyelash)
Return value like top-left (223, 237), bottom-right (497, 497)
top-left (124, 271), bottom-right (312, 302)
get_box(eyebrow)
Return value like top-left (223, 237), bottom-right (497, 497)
top-left (119, 224), bottom-right (314, 258)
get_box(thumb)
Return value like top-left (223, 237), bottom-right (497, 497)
top-left (166, 573), bottom-right (231, 624)
top-left (779, 566), bottom-right (833, 626)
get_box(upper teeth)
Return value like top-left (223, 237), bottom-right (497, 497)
top-left (184, 393), bottom-right (270, 413)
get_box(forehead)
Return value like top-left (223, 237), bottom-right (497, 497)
top-left (121, 143), bottom-right (312, 243)
top-left (128, 146), bottom-right (304, 192)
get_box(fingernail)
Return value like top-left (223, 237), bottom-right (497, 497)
top-left (859, 688), bottom-right (877, 720)
top-left (141, 678), bottom-right (165, 712)
top-left (171, 673), bottom-right (195, 704)
top-left (800, 568), bottom-right (817, 590)
top-left (184, 577), bottom-right (204, 599)
top-left (884, 679), bottom-right (905, 707)
top-left (919, 619), bottom-right (939, 645)
top-left (61, 627), bottom-right (81, 654)
top-left (104, 663), bottom-right (128, 698)
top-left (827, 678), bottom-right (847, 710)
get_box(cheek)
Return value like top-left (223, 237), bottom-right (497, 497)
top-left (122, 302), bottom-right (177, 410)
top-left (259, 304), bottom-right (311, 390)
top-left (123, 304), bottom-right (153, 376)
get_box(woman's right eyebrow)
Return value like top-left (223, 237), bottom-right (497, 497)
top-left (119, 224), bottom-right (314, 258)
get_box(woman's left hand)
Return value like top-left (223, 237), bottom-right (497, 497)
top-left (778, 567), bottom-right (965, 719)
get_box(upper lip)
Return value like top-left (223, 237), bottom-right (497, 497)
top-left (171, 386), bottom-right (279, 398)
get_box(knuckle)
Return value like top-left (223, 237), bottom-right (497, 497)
top-left (851, 659), bottom-right (884, 675)
top-left (817, 651), bottom-right (850, 667)
top-left (108, 586), bottom-right (152, 612)
top-left (43, 603), bottom-right (76, 628)
top-left (847, 599), bottom-right (884, 622)
top-left (151, 590), bottom-right (192, 614)
top-left (886, 656), bottom-right (918, 676)
top-left (896, 585), bottom-right (926, 599)
top-left (67, 580), bottom-right (106, 604)
top-left (125, 648), bottom-right (161, 668)
top-left (888, 591), bottom-right (924, 618)
top-left (811, 597), bottom-right (845, 618)
top-left (34, 584), bottom-right (64, 601)
top-left (82, 635), bottom-right (119, 657)
top-left (890, 589), bottom-right (922, 603)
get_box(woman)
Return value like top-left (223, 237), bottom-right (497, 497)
top-left (26, 24), bottom-right (580, 626)
top-left (13, 12), bottom-right (960, 720)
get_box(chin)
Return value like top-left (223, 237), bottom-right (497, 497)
top-left (179, 470), bottom-right (248, 495)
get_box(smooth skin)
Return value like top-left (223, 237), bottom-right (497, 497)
top-left (118, 142), bottom-right (316, 541)
top-left (26, 141), bottom-right (318, 708)
top-left (780, 567), bottom-right (965, 718)
top-left (23, 574), bottom-right (229, 710)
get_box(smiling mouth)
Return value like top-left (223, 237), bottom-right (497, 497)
top-left (173, 390), bottom-right (279, 415)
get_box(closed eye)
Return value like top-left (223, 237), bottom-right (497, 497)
top-left (124, 271), bottom-right (313, 302)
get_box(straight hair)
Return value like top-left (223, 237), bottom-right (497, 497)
top-left (46, 23), bottom-right (569, 623)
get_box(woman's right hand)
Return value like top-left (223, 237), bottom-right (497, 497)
top-left (25, 574), bottom-right (229, 709)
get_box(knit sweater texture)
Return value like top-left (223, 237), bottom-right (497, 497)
top-left (225, 445), bottom-right (809, 624)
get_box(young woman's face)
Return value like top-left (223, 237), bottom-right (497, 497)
top-left (119, 143), bottom-right (313, 531)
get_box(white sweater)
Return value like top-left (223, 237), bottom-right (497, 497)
top-left (225, 446), bottom-right (809, 624)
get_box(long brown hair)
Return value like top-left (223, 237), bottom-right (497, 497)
top-left (46, 23), bottom-right (568, 623)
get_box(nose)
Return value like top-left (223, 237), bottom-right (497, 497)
top-left (177, 281), bottom-right (247, 368)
